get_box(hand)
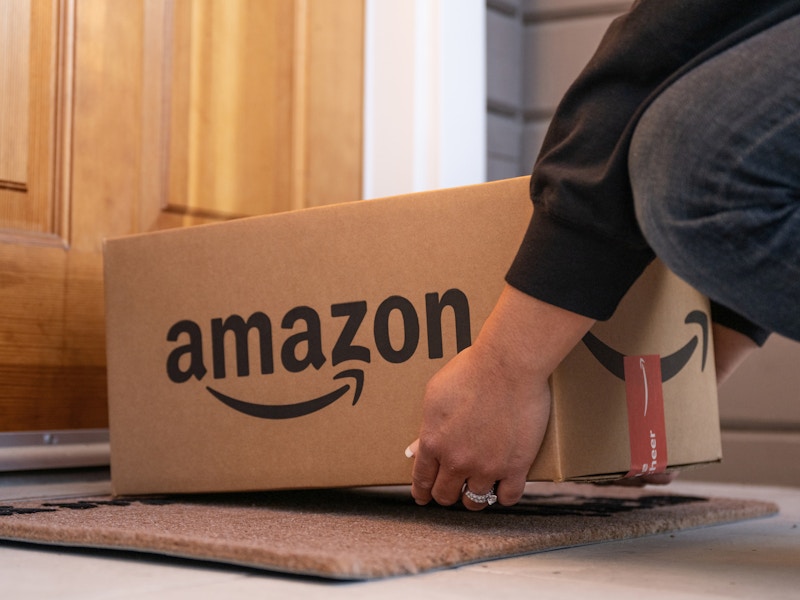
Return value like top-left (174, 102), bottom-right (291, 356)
top-left (408, 343), bottom-right (553, 510)
top-left (408, 285), bottom-right (595, 510)
top-left (712, 322), bottom-right (758, 386)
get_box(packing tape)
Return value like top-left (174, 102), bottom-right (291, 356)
top-left (623, 355), bottom-right (668, 478)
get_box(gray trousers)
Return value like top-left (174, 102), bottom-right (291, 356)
top-left (630, 14), bottom-right (800, 342)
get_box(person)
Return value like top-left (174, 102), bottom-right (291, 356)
top-left (407, 0), bottom-right (800, 510)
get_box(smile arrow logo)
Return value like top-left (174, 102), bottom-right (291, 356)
top-left (582, 310), bottom-right (708, 382)
top-left (206, 368), bottom-right (365, 420)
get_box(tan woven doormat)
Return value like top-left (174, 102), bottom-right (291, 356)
top-left (0, 482), bottom-right (777, 580)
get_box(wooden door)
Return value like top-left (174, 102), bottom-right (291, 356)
top-left (0, 0), bottom-right (364, 434)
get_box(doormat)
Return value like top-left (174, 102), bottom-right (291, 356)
top-left (0, 482), bottom-right (777, 580)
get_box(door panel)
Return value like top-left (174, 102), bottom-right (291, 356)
top-left (0, 0), bottom-right (364, 434)
top-left (162, 0), bottom-right (364, 227)
top-left (0, 0), bottom-right (30, 188)
top-left (0, 0), bottom-right (67, 243)
top-left (168, 0), bottom-right (296, 219)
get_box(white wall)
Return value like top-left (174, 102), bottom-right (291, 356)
top-left (362, 0), bottom-right (486, 199)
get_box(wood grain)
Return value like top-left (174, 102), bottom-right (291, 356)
top-left (0, 0), bottom-right (62, 239)
top-left (1, 0), bottom-right (364, 433)
top-left (0, 0), bottom-right (30, 188)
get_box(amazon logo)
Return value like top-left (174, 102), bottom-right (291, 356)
top-left (165, 289), bottom-right (472, 419)
top-left (582, 310), bottom-right (709, 381)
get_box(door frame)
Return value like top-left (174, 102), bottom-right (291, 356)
top-left (362, 0), bottom-right (486, 199)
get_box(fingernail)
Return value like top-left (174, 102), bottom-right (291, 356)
top-left (404, 445), bottom-right (415, 458)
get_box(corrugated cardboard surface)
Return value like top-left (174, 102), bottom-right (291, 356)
top-left (545, 260), bottom-right (720, 481)
top-left (104, 177), bottom-right (720, 495)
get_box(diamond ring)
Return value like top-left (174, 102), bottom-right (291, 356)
top-left (462, 484), bottom-right (497, 506)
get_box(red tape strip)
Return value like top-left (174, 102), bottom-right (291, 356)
top-left (623, 355), bottom-right (668, 478)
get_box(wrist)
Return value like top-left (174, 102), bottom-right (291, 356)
top-left (472, 285), bottom-right (595, 383)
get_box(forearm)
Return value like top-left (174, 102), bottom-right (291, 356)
top-left (473, 284), bottom-right (595, 384)
top-left (409, 285), bottom-right (595, 507)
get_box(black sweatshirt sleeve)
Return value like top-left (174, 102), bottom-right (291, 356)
top-left (505, 0), bottom-right (800, 340)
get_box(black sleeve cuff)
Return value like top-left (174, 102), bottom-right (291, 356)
top-left (505, 208), bottom-right (655, 321)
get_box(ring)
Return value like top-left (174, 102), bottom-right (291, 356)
top-left (462, 484), bottom-right (497, 506)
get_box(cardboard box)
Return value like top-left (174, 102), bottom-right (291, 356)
top-left (104, 177), bottom-right (721, 495)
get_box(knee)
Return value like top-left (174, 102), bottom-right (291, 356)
top-left (628, 96), bottom-right (734, 297)
top-left (628, 102), bottom-right (691, 264)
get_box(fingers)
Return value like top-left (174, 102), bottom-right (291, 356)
top-left (495, 476), bottom-right (526, 506)
top-left (461, 475), bottom-right (529, 510)
top-left (408, 438), bottom-right (492, 508)
top-left (408, 439), bottom-right (437, 506)
top-left (408, 439), bottom-right (528, 510)
top-left (461, 479), bottom-right (498, 511)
